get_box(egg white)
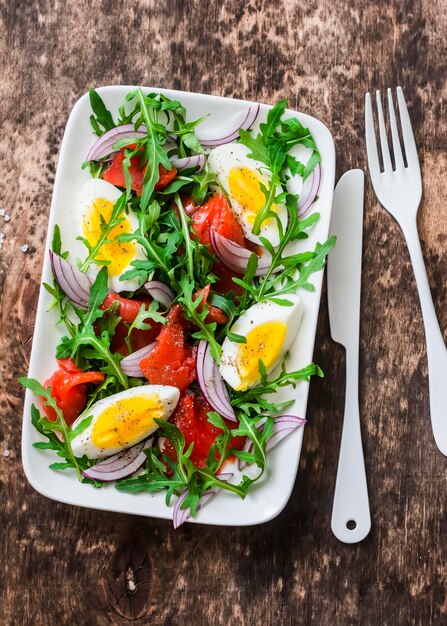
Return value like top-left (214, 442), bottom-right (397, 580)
top-left (77, 178), bottom-right (146, 293)
top-left (71, 385), bottom-right (180, 459)
top-left (207, 143), bottom-right (288, 248)
top-left (220, 295), bottom-right (303, 391)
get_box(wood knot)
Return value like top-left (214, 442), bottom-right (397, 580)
top-left (105, 538), bottom-right (151, 620)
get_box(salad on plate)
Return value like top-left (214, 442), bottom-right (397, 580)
top-left (20, 88), bottom-right (335, 527)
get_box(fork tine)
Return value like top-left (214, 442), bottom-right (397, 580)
top-left (387, 88), bottom-right (405, 170)
top-left (375, 90), bottom-right (392, 172)
top-left (365, 92), bottom-right (381, 175)
top-left (396, 86), bottom-right (419, 169)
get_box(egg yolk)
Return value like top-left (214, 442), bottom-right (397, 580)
top-left (227, 167), bottom-right (277, 226)
top-left (83, 198), bottom-right (135, 277)
top-left (91, 393), bottom-right (164, 449)
top-left (235, 321), bottom-right (287, 391)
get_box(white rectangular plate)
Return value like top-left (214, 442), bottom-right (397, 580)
top-left (22, 86), bottom-right (335, 526)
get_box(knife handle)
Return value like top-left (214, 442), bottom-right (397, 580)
top-left (331, 352), bottom-right (371, 543)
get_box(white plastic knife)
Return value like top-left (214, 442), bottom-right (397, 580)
top-left (327, 169), bottom-right (371, 543)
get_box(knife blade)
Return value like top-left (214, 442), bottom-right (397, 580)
top-left (327, 169), bottom-right (371, 543)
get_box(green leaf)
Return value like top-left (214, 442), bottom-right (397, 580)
top-left (49, 462), bottom-right (74, 471)
top-left (259, 98), bottom-right (288, 140)
top-left (20, 390), bottom-right (85, 480)
top-left (226, 331), bottom-right (247, 343)
top-left (238, 129), bottom-right (270, 165)
top-left (88, 89), bottom-right (115, 134)
top-left (56, 328), bottom-right (128, 390)
top-left (125, 301), bottom-right (166, 351)
top-left (82, 267), bottom-right (109, 328)
top-left (232, 362), bottom-right (323, 411)
top-left (177, 272), bottom-right (221, 362)
top-left (155, 419), bottom-right (186, 460)
top-left (79, 193), bottom-right (127, 273)
top-left (52, 224), bottom-right (62, 256)
top-left (69, 414), bottom-right (93, 441)
top-left (182, 132), bottom-right (203, 153)
top-left (158, 176), bottom-right (193, 195)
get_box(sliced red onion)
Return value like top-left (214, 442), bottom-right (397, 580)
top-left (209, 231), bottom-right (280, 277)
top-left (49, 251), bottom-right (93, 309)
top-left (120, 342), bottom-right (156, 377)
top-left (86, 124), bottom-right (148, 162)
top-left (144, 280), bottom-right (175, 309)
top-left (196, 339), bottom-right (237, 422)
top-left (298, 163), bottom-right (321, 216)
top-left (215, 472), bottom-right (234, 481)
top-left (173, 489), bottom-right (217, 529)
top-left (84, 438), bottom-right (147, 471)
top-left (172, 472), bottom-right (233, 528)
top-left (239, 415), bottom-right (306, 470)
top-left (196, 104), bottom-right (260, 147)
top-left (81, 437), bottom-right (154, 482)
top-left (170, 155), bottom-right (206, 173)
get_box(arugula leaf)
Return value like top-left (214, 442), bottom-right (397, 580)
top-left (136, 89), bottom-right (173, 211)
top-left (124, 300), bottom-right (166, 352)
top-left (117, 415), bottom-right (249, 512)
top-left (232, 362), bottom-right (323, 413)
top-left (69, 414), bottom-right (93, 441)
top-left (51, 224), bottom-right (63, 257)
top-left (57, 328), bottom-right (128, 390)
top-left (177, 272), bottom-right (221, 362)
top-left (19, 384), bottom-right (86, 480)
top-left (82, 266), bottom-right (108, 327)
top-left (270, 236), bottom-right (336, 296)
top-left (88, 89), bottom-right (115, 135)
top-left (238, 129), bottom-right (269, 164)
top-left (79, 193), bottom-right (127, 273)
top-left (226, 331), bottom-right (247, 343)
top-left (56, 269), bottom-right (128, 390)
top-left (259, 98), bottom-right (288, 141)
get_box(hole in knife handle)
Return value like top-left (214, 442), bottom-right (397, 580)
top-left (346, 520), bottom-right (357, 530)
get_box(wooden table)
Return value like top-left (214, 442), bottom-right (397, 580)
top-left (1, 1), bottom-right (446, 624)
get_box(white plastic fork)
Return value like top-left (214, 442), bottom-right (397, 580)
top-left (365, 87), bottom-right (447, 455)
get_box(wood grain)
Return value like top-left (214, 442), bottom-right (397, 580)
top-left (1, 1), bottom-right (446, 624)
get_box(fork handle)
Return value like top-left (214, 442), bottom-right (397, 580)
top-left (401, 218), bottom-right (447, 455)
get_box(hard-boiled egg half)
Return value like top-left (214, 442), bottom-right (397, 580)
top-left (207, 143), bottom-right (287, 248)
top-left (220, 295), bottom-right (303, 391)
top-left (77, 178), bottom-right (146, 292)
top-left (71, 385), bottom-right (180, 459)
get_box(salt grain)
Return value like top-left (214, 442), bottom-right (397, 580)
top-left (20, 244), bottom-right (29, 252)
top-left (0, 209), bottom-right (4, 217)
top-left (3, 450), bottom-right (10, 457)
top-left (4, 214), bottom-right (11, 222)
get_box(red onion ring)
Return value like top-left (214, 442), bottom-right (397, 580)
top-left (86, 124), bottom-right (148, 161)
top-left (120, 342), bottom-right (156, 377)
top-left (196, 104), bottom-right (260, 147)
top-left (170, 155), bottom-right (206, 173)
top-left (209, 231), bottom-right (281, 277)
top-left (298, 163), bottom-right (321, 216)
top-left (172, 472), bottom-right (233, 528)
top-left (49, 251), bottom-right (92, 308)
top-left (239, 415), bottom-right (306, 470)
top-left (81, 437), bottom-right (154, 482)
top-left (196, 339), bottom-right (237, 422)
top-left (144, 280), bottom-right (175, 309)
